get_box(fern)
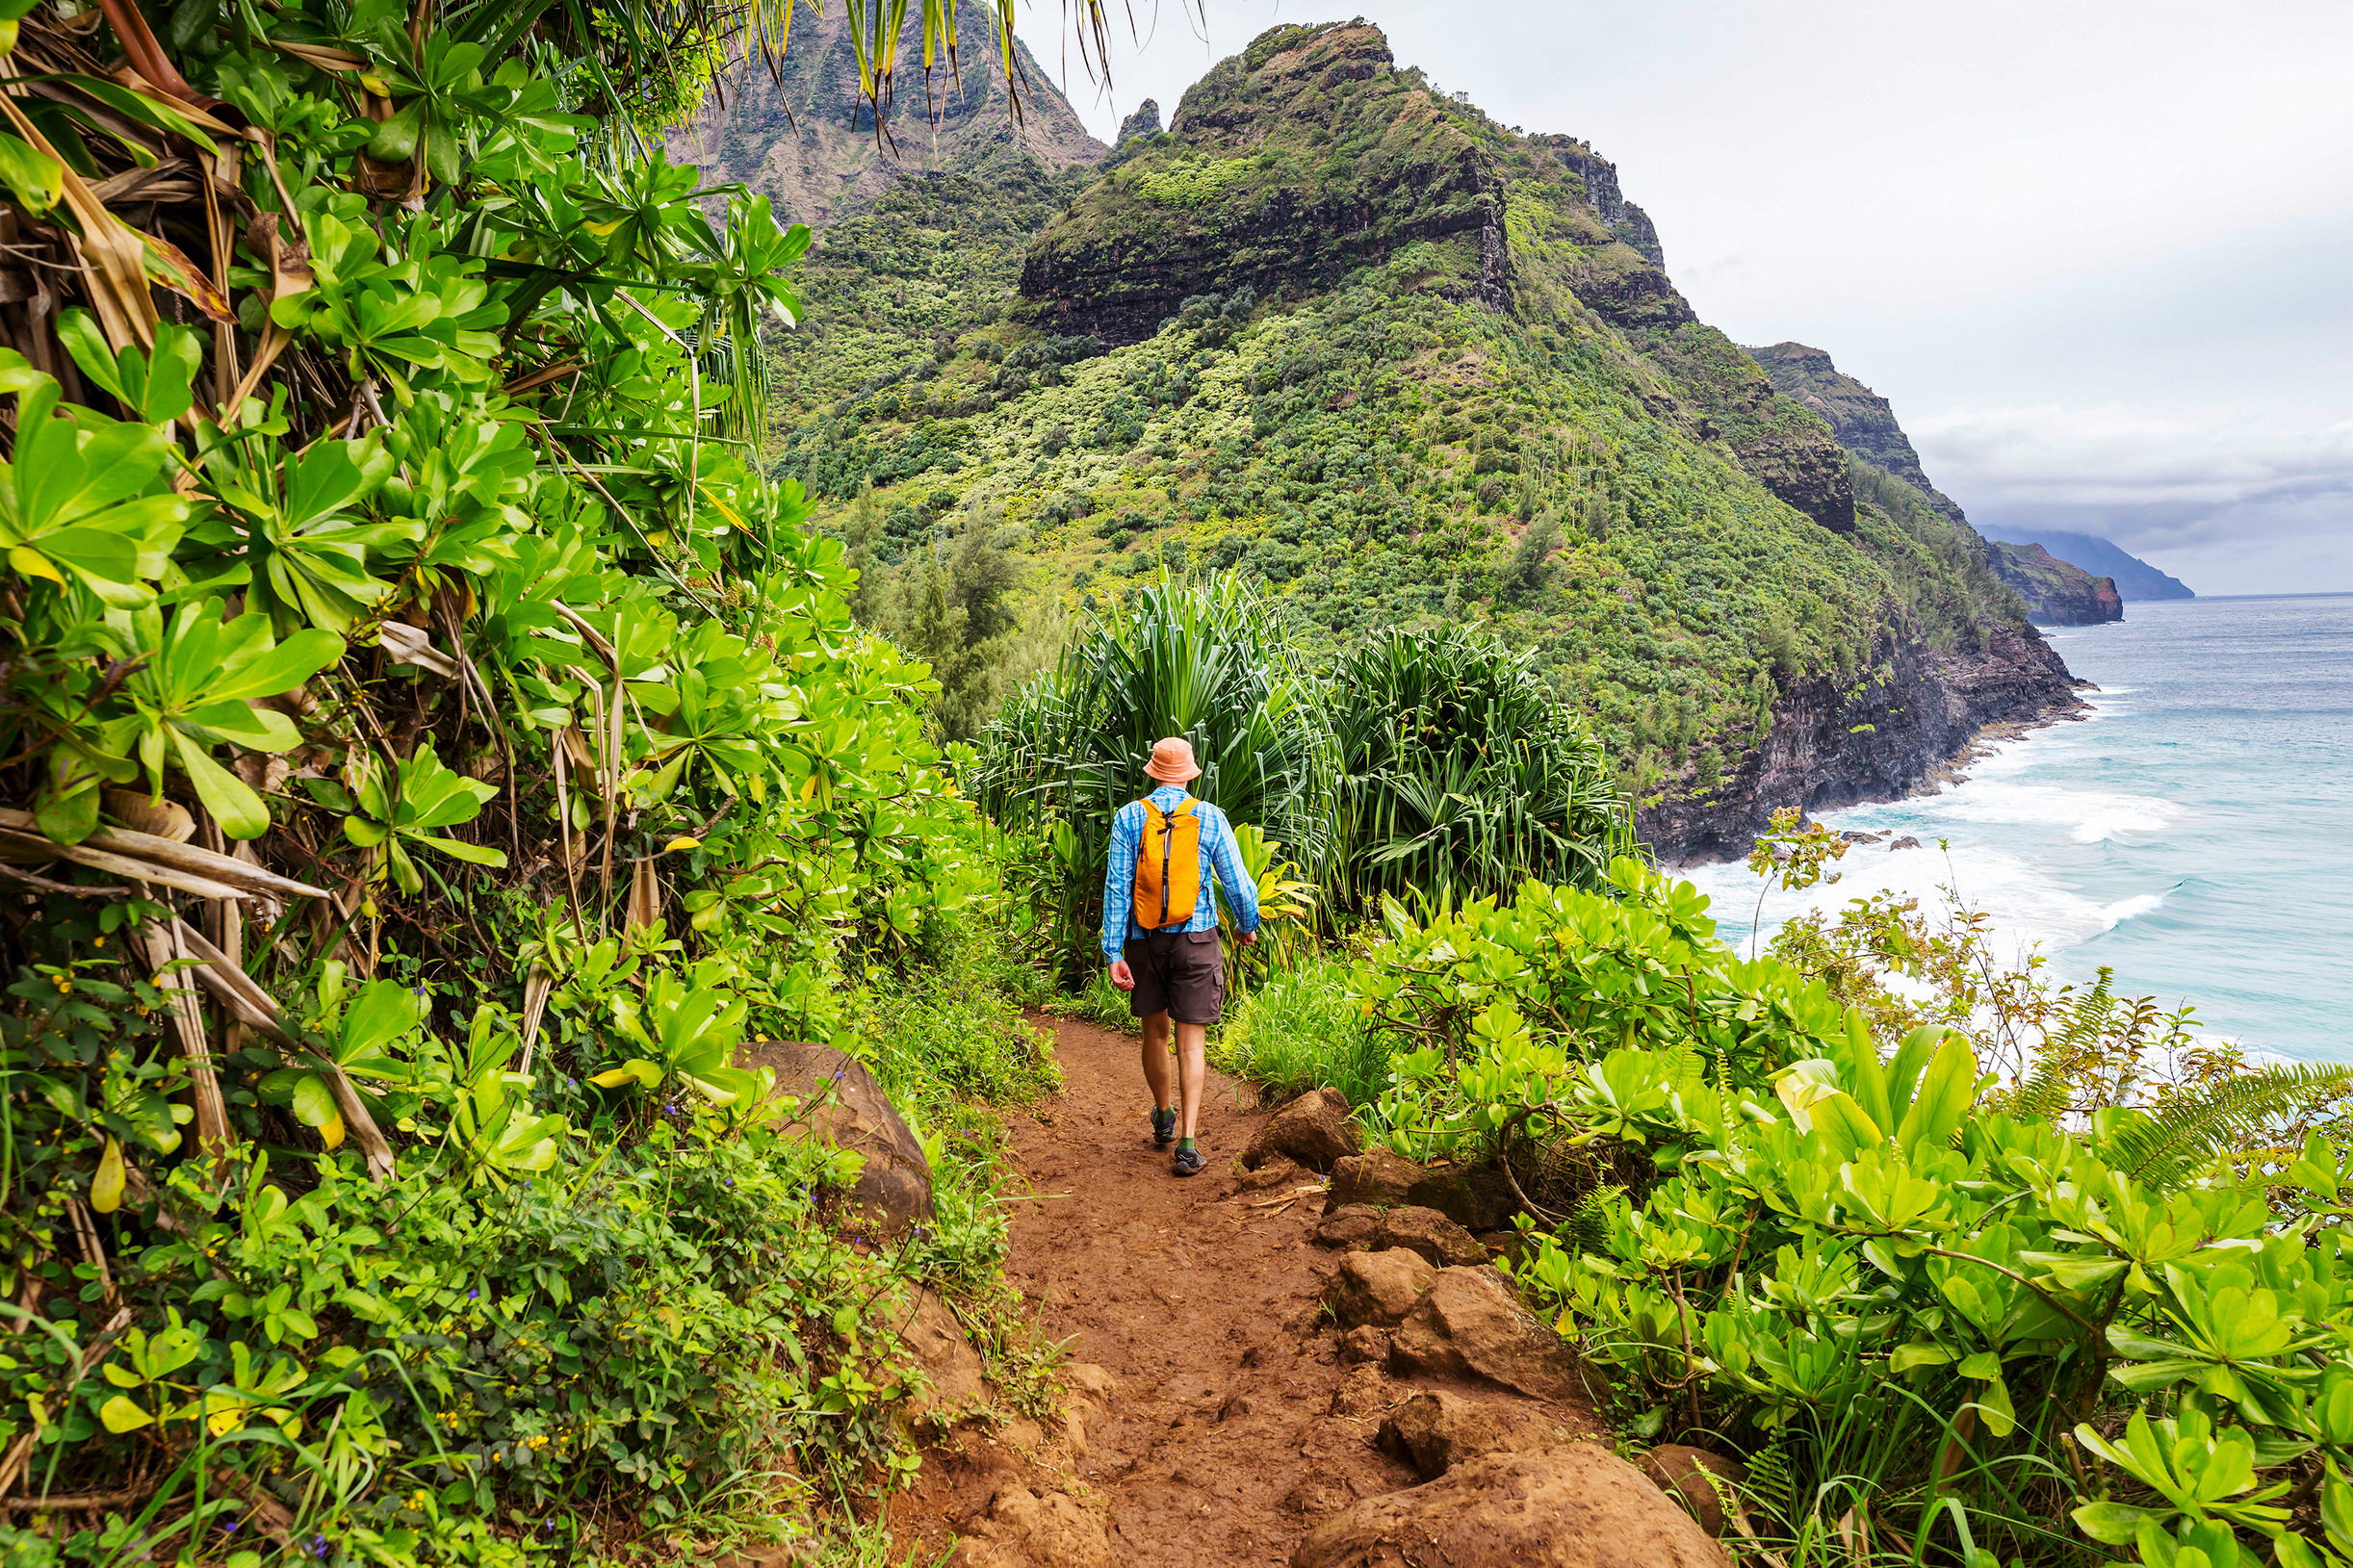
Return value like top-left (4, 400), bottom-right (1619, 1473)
top-left (1744, 1437), bottom-right (1796, 1532)
top-left (2008, 1058), bottom-right (2074, 1123)
top-left (1561, 1184), bottom-right (1624, 1253)
top-left (2107, 1063), bottom-right (2353, 1190)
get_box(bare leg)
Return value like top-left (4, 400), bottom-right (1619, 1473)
top-left (1174, 1021), bottom-right (1208, 1141)
top-left (1140, 1012), bottom-right (1174, 1117)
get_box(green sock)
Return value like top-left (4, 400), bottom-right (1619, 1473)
top-left (1177, 1137), bottom-right (1196, 1153)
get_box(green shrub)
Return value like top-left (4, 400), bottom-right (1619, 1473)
top-left (1327, 626), bottom-right (1632, 917)
top-left (1341, 863), bottom-right (2353, 1568)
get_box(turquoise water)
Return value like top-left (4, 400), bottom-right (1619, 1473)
top-left (1688, 595), bottom-right (2353, 1062)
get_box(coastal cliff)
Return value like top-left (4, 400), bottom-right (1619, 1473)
top-left (1989, 542), bottom-right (2125, 627)
top-left (1749, 340), bottom-right (2123, 629)
top-left (751, 20), bottom-right (2084, 861)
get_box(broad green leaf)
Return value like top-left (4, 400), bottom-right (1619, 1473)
top-left (287, 1072), bottom-right (340, 1132)
top-left (1889, 1341), bottom-right (1952, 1373)
top-left (337, 980), bottom-right (423, 1063)
top-left (170, 729), bottom-right (271, 839)
top-left (0, 131), bottom-right (60, 215)
top-left (412, 834), bottom-right (506, 866)
top-left (1895, 1031), bottom-right (1976, 1151)
top-left (98, 1395), bottom-right (156, 1433)
top-left (2071, 1501), bottom-right (2162, 1545)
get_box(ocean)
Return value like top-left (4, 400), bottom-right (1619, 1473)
top-left (1685, 594), bottom-right (2353, 1063)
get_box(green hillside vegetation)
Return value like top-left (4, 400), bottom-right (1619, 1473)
top-left (1990, 538), bottom-right (2127, 626)
top-left (767, 23), bottom-right (2057, 821)
top-left (0, 0), bottom-right (1087, 1557)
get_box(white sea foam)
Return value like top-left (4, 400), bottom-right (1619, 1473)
top-left (1683, 810), bottom-right (2175, 970)
top-left (1925, 781), bottom-right (2185, 843)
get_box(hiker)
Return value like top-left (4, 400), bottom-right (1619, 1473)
top-left (1103, 736), bottom-right (1261, 1176)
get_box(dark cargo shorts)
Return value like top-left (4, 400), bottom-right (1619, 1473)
top-left (1125, 929), bottom-right (1226, 1025)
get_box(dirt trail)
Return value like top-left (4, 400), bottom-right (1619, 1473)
top-left (889, 1015), bottom-right (1427, 1564)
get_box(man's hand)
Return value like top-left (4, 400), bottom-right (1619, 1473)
top-left (1239, 930), bottom-right (1259, 946)
top-left (1109, 958), bottom-right (1136, 990)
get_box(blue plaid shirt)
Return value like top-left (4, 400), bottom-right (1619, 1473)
top-left (1101, 784), bottom-right (1262, 962)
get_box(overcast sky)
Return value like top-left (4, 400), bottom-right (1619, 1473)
top-left (1024, 1), bottom-right (2353, 596)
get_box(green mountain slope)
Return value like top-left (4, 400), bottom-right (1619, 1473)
top-left (1748, 342), bottom-right (2123, 629)
top-left (1987, 541), bottom-right (2125, 627)
top-left (755, 20), bottom-right (2082, 860)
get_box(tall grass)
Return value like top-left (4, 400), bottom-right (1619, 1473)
top-left (1328, 626), bottom-right (1633, 916)
top-left (1213, 954), bottom-right (1393, 1108)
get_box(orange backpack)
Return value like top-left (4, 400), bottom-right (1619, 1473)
top-left (1134, 797), bottom-right (1202, 930)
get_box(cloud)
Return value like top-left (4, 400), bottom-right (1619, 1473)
top-left (1909, 407), bottom-right (2353, 592)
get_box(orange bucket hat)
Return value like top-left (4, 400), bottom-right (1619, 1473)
top-left (1144, 736), bottom-right (1202, 784)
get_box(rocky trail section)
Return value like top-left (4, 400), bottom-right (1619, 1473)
top-left (883, 1016), bottom-right (1742, 1567)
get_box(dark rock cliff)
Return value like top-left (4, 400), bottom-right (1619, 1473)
top-left (1987, 542), bottom-right (2124, 627)
top-left (1642, 624), bottom-right (2082, 861)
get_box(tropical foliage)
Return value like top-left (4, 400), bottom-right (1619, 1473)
top-left (1327, 625), bottom-right (1631, 916)
top-left (1333, 866), bottom-right (2353, 1568)
top-left (0, 0), bottom-right (1092, 1555)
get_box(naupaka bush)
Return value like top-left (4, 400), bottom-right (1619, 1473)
top-left (1350, 867), bottom-right (2353, 1568)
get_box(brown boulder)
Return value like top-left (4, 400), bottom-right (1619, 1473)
top-left (949, 1485), bottom-right (1117, 1568)
top-left (1641, 1445), bottom-right (1748, 1536)
top-left (1326, 1145), bottom-right (1427, 1210)
top-left (1313, 1205), bottom-right (1383, 1249)
top-left (893, 1287), bottom-right (985, 1428)
top-left (1406, 1161), bottom-right (1517, 1231)
top-left (1372, 1207), bottom-right (1489, 1269)
top-left (1379, 1389), bottom-right (1585, 1478)
top-left (1329, 1248), bottom-right (1436, 1328)
top-left (1389, 1267), bottom-right (1580, 1403)
top-left (1243, 1088), bottom-right (1363, 1172)
top-left (743, 1041), bottom-right (934, 1238)
top-left (1289, 1443), bottom-right (1735, 1568)
top-left (1236, 1154), bottom-right (1308, 1192)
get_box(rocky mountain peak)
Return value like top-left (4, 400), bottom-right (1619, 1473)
top-left (1021, 21), bottom-right (1499, 343)
top-left (671, 2), bottom-right (1103, 229)
top-left (1115, 98), bottom-right (1162, 144)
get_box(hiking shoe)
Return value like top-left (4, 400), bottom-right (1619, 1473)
top-left (1171, 1144), bottom-right (1206, 1177)
top-left (1151, 1107), bottom-right (1177, 1147)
